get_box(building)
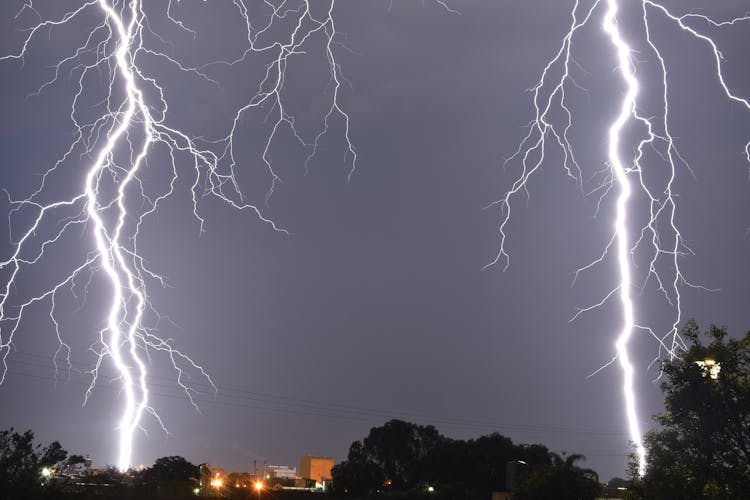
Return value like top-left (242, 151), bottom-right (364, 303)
top-left (265, 465), bottom-right (297, 480)
top-left (299, 455), bottom-right (333, 484)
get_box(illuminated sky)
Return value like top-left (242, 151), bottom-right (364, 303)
top-left (1, 0), bottom-right (749, 481)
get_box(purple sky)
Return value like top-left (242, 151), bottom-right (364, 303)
top-left (1, 0), bottom-right (749, 481)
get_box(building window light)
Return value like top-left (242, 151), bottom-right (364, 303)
top-left (695, 359), bottom-right (720, 380)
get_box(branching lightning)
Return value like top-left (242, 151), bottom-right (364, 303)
top-left (4, 0), bottom-right (746, 479)
top-left (0, 0), bottom-right (365, 471)
top-left (488, 0), bottom-right (750, 476)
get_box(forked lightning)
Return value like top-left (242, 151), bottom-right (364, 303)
top-left (489, 0), bottom-right (749, 476)
top-left (1, 0), bottom-right (360, 471)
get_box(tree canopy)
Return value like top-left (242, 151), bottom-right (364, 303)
top-left (143, 455), bottom-right (199, 484)
top-left (141, 455), bottom-right (200, 498)
top-left (512, 451), bottom-right (600, 500)
top-left (331, 419), bottom-right (596, 498)
top-left (0, 428), bottom-right (68, 499)
top-left (632, 320), bottom-right (750, 499)
top-left (332, 420), bottom-right (443, 495)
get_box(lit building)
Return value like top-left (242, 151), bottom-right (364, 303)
top-left (265, 465), bottom-right (296, 480)
top-left (299, 456), bottom-right (333, 484)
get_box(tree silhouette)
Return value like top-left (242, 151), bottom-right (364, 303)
top-left (631, 320), bottom-right (750, 499)
top-left (513, 451), bottom-right (600, 500)
top-left (141, 455), bottom-right (200, 497)
top-left (0, 428), bottom-right (68, 499)
top-left (331, 420), bottom-right (557, 497)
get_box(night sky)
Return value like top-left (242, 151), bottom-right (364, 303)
top-left (1, 0), bottom-right (749, 482)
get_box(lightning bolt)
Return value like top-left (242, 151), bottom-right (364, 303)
top-left (0, 0), bottom-right (361, 471)
top-left (488, 0), bottom-right (750, 476)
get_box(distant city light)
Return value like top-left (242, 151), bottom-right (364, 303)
top-left (210, 478), bottom-right (223, 488)
top-left (695, 359), bottom-right (721, 380)
top-left (41, 467), bottom-right (52, 478)
top-left (255, 481), bottom-right (264, 491)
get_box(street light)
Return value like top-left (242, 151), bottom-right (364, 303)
top-left (254, 480), bottom-right (264, 499)
top-left (506, 460), bottom-right (528, 491)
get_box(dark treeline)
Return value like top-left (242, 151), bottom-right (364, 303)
top-left (0, 432), bottom-right (324, 500)
top-left (330, 419), bottom-right (599, 500)
top-left (0, 423), bottom-right (601, 500)
top-left (0, 436), bottom-right (203, 500)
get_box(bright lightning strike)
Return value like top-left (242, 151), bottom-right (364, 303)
top-left (602, 0), bottom-right (645, 475)
top-left (0, 0), bottom-right (362, 471)
top-left (488, 0), bottom-right (750, 476)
